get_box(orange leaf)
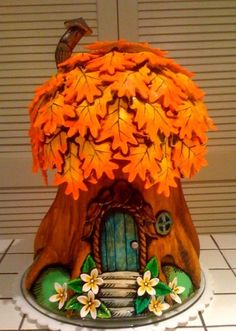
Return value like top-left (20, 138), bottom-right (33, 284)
top-left (165, 70), bottom-right (204, 100)
top-left (102, 66), bottom-right (151, 100)
top-left (29, 126), bottom-right (45, 173)
top-left (86, 51), bottom-right (135, 74)
top-left (63, 67), bottom-right (103, 104)
top-left (86, 40), bottom-right (166, 56)
top-left (155, 156), bottom-right (179, 197)
top-left (58, 52), bottom-right (98, 70)
top-left (43, 130), bottom-right (67, 172)
top-left (131, 97), bottom-right (174, 140)
top-left (34, 94), bottom-right (75, 135)
top-left (175, 100), bottom-right (216, 142)
top-left (66, 88), bottom-right (112, 138)
top-left (76, 136), bottom-right (118, 180)
top-left (149, 72), bottom-right (185, 109)
top-left (173, 139), bottom-right (208, 178)
top-left (54, 143), bottom-right (87, 200)
top-left (115, 143), bottom-right (161, 183)
top-left (98, 98), bottom-right (138, 154)
top-left (131, 51), bottom-right (169, 69)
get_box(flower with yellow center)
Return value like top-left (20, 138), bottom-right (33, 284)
top-left (80, 268), bottom-right (104, 294)
top-left (49, 282), bottom-right (68, 310)
top-left (148, 296), bottom-right (170, 317)
top-left (168, 277), bottom-right (185, 304)
top-left (137, 270), bottom-right (159, 296)
top-left (77, 290), bottom-right (101, 319)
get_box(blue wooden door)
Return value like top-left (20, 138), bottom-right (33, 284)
top-left (101, 211), bottom-right (139, 272)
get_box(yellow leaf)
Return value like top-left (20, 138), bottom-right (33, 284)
top-left (98, 98), bottom-right (138, 154)
top-left (54, 143), bottom-right (87, 200)
top-left (76, 137), bottom-right (118, 180)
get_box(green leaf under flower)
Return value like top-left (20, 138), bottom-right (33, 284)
top-left (144, 256), bottom-right (159, 278)
top-left (134, 295), bottom-right (151, 314)
top-left (97, 303), bottom-right (112, 319)
top-left (67, 278), bottom-right (83, 294)
top-left (65, 295), bottom-right (83, 311)
top-left (82, 254), bottom-right (97, 274)
top-left (155, 281), bottom-right (172, 296)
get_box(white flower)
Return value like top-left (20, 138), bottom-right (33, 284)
top-left (77, 291), bottom-right (101, 319)
top-left (80, 268), bottom-right (104, 294)
top-left (49, 282), bottom-right (68, 310)
top-left (148, 296), bottom-right (170, 317)
top-left (169, 277), bottom-right (185, 304)
top-left (137, 270), bottom-right (159, 296)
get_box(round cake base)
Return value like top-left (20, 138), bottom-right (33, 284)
top-left (13, 267), bottom-right (213, 331)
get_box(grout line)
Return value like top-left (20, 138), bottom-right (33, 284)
top-left (198, 311), bottom-right (208, 331)
top-left (210, 235), bottom-right (236, 277)
top-left (18, 314), bottom-right (25, 331)
top-left (0, 239), bottom-right (15, 264)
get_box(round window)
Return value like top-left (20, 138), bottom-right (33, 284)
top-left (156, 212), bottom-right (173, 236)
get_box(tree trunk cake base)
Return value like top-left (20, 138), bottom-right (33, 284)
top-left (19, 18), bottom-right (216, 329)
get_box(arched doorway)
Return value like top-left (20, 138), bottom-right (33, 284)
top-left (101, 210), bottom-right (139, 272)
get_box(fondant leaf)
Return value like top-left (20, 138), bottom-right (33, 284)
top-left (131, 97), bottom-right (173, 140)
top-left (154, 282), bottom-right (172, 296)
top-left (81, 255), bottom-right (97, 274)
top-left (144, 257), bottom-right (159, 278)
top-left (65, 295), bottom-right (82, 311)
top-left (54, 143), bottom-right (88, 200)
top-left (97, 303), bottom-right (112, 319)
top-left (76, 136), bottom-right (118, 181)
top-left (134, 295), bottom-right (151, 315)
top-left (115, 143), bottom-right (161, 183)
top-left (34, 94), bottom-right (75, 135)
top-left (63, 67), bottom-right (103, 104)
top-left (98, 98), bottom-right (138, 154)
top-left (67, 278), bottom-right (83, 294)
top-left (86, 51), bottom-right (135, 74)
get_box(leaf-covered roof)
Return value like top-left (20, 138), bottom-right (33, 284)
top-left (29, 40), bottom-right (216, 199)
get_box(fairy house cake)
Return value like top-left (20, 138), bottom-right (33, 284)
top-left (25, 18), bottom-right (215, 322)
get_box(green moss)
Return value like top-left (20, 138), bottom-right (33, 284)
top-left (162, 265), bottom-right (194, 301)
top-left (31, 266), bottom-right (70, 314)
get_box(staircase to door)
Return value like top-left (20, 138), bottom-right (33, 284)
top-left (98, 271), bottom-right (139, 317)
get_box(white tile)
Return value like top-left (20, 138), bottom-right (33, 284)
top-left (199, 235), bottom-right (217, 249)
top-left (176, 328), bottom-right (204, 331)
top-left (221, 250), bottom-right (236, 268)
top-left (0, 239), bottom-right (12, 253)
top-left (21, 315), bottom-right (46, 330)
top-left (210, 269), bottom-right (236, 293)
top-left (185, 314), bottom-right (203, 327)
top-left (200, 250), bottom-right (228, 270)
top-left (207, 328), bottom-right (236, 331)
top-left (0, 274), bottom-right (18, 298)
top-left (0, 299), bottom-right (22, 329)
top-left (213, 233), bottom-right (236, 249)
top-left (9, 237), bottom-right (34, 253)
top-left (0, 253), bottom-right (33, 273)
top-left (202, 294), bottom-right (236, 325)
